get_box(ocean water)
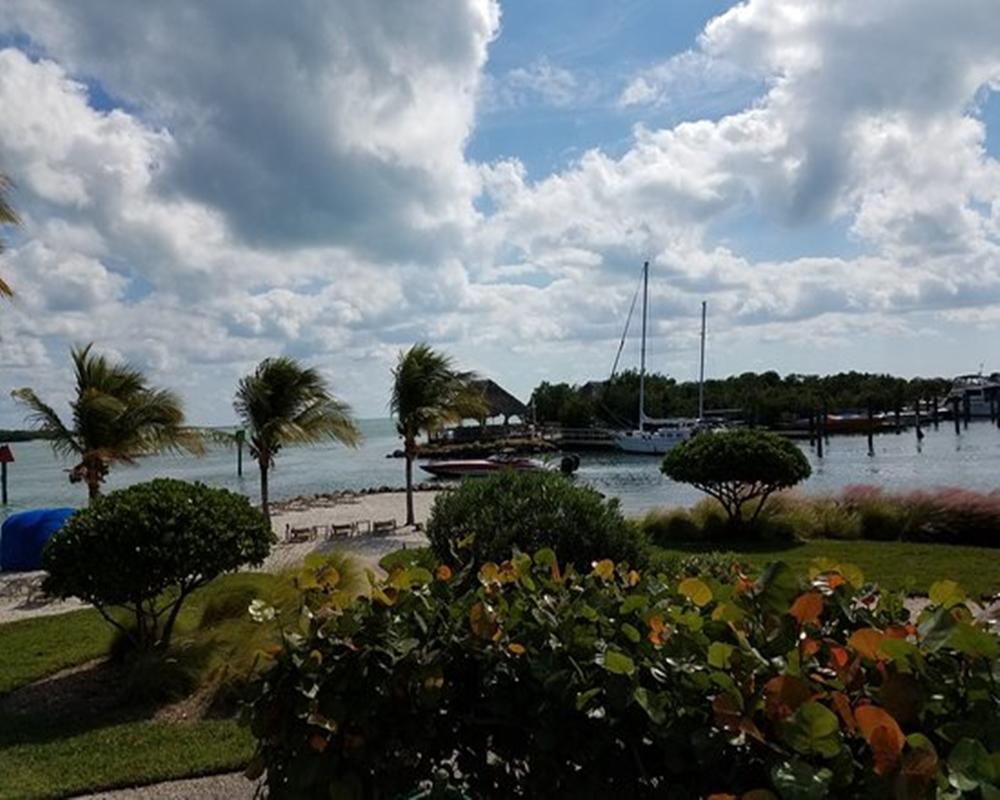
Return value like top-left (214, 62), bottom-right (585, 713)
top-left (2, 418), bottom-right (1000, 521)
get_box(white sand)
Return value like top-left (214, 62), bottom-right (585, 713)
top-left (0, 490), bottom-right (439, 625)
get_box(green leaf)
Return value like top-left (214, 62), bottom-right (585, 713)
top-left (633, 686), bottom-right (666, 724)
top-left (948, 738), bottom-right (996, 792)
top-left (781, 702), bottom-right (841, 758)
top-left (678, 577), bottom-right (713, 607)
top-left (929, 579), bottom-right (966, 609)
top-left (533, 548), bottom-right (557, 567)
top-left (757, 562), bottom-right (799, 614)
top-left (621, 622), bottom-right (641, 644)
top-left (619, 595), bottom-right (648, 615)
top-left (575, 686), bottom-right (603, 711)
top-left (771, 758), bottom-right (834, 800)
top-left (708, 641), bottom-right (735, 669)
top-left (601, 649), bottom-right (636, 676)
top-left (948, 623), bottom-right (1000, 660)
top-left (405, 566), bottom-right (434, 586)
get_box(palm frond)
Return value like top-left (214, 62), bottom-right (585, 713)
top-left (11, 387), bottom-right (81, 459)
top-left (391, 343), bottom-right (485, 439)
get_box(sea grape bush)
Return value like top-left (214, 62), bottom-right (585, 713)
top-left (425, 469), bottom-right (645, 572)
top-left (246, 552), bottom-right (1000, 799)
top-left (43, 478), bottom-right (274, 650)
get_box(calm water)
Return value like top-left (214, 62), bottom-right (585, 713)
top-left (2, 418), bottom-right (1000, 520)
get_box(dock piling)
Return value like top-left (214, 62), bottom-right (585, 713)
top-left (952, 397), bottom-right (962, 435)
top-left (866, 399), bottom-right (875, 457)
top-left (931, 395), bottom-right (939, 429)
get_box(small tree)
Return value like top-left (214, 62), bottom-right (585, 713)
top-left (662, 429), bottom-right (811, 531)
top-left (42, 479), bottom-right (274, 651)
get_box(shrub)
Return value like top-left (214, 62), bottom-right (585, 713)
top-left (662, 429), bottom-right (812, 533)
top-left (425, 470), bottom-right (645, 572)
top-left (638, 507), bottom-right (702, 544)
top-left (43, 478), bottom-right (274, 651)
top-left (247, 551), bottom-right (1000, 798)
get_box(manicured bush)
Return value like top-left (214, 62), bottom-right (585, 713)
top-left (247, 551), bottom-right (1000, 798)
top-left (43, 478), bottom-right (274, 651)
top-left (662, 429), bottom-right (812, 532)
top-left (425, 470), bottom-right (645, 571)
top-left (639, 507), bottom-right (702, 544)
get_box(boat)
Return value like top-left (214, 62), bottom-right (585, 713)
top-left (613, 262), bottom-right (700, 455)
top-left (420, 453), bottom-right (579, 479)
top-left (946, 373), bottom-right (1000, 418)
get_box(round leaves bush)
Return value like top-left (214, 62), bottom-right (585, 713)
top-left (43, 478), bottom-right (274, 650)
top-left (662, 429), bottom-right (811, 531)
top-left (426, 470), bottom-right (644, 571)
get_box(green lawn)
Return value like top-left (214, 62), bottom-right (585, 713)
top-left (0, 718), bottom-right (253, 800)
top-left (649, 539), bottom-right (1000, 597)
top-left (0, 571), bottom-right (303, 799)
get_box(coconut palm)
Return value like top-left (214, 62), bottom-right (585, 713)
top-left (12, 343), bottom-right (202, 501)
top-left (234, 357), bottom-right (360, 523)
top-left (0, 173), bottom-right (20, 298)
top-left (390, 343), bottom-right (487, 526)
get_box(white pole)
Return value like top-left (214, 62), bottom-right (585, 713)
top-left (639, 261), bottom-right (648, 432)
top-left (698, 300), bottom-right (707, 421)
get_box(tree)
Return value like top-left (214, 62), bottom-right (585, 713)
top-left (43, 479), bottom-right (274, 651)
top-left (234, 356), bottom-right (360, 523)
top-left (12, 343), bottom-right (201, 501)
top-left (390, 343), bottom-right (486, 526)
top-left (0, 173), bottom-right (20, 298)
top-left (662, 429), bottom-right (811, 531)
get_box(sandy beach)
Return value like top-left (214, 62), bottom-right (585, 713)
top-left (0, 488), bottom-right (440, 625)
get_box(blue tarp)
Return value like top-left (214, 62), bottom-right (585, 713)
top-left (0, 508), bottom-right (75, 572)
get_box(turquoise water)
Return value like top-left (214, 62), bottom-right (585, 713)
top-left (2, 418), bottom-right (1000, 520)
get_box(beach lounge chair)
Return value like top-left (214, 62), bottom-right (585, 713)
top-left (328, 522), bottom-right (354, 540)
top-left (286, 525), bottom-right (315, 543)
top-left (372, 518), bottom-right (396, 536)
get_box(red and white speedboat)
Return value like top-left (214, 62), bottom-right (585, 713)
top-left (420, 454), bottom-right (546, 479)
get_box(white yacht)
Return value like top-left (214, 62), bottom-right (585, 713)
top-left (613, 262), bottom-right (703, 455)
top-left (946, 373), bottom-right (1000, 417)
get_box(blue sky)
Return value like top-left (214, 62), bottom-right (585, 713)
top-left (0, 0), bottom-right (999, 424)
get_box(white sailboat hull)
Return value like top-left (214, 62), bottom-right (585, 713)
top-left (615, 427), bottom-right (691, 455)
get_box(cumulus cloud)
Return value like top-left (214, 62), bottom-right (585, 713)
top-left (0, 0), bottom-right (999, 427)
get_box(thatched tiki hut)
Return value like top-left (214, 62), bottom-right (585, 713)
top-left (471, 379), bottom-right (529, 427)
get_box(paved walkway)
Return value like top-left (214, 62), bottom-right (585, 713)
top-left (75, 772), bottom-right (256, 799)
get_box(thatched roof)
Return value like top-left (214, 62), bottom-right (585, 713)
top-left (472, 379), bottom-right (529, 420)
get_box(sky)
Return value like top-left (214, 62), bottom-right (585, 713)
top-left (0, 0), bottom-right (998, 425)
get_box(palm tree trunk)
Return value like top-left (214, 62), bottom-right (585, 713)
top-left (86, 466), bottom-right (101, 504)
top-left (404, 435), bottom-right (415, 527)
top-left (259, 460), bottom-right (270, 525)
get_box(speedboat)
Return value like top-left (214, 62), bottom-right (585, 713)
top-left (420, 453), bottom-right (580, 479)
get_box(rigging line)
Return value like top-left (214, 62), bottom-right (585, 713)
top-left (609, 263), bottom-right (644, 380)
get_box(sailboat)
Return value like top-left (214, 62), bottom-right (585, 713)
top-left (614, 262), bottom-right (703, 455)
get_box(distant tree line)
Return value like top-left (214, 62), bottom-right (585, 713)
top-left (530, 370), bottom-right (954, 429)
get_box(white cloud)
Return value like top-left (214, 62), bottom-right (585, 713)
top-left (0, 0), bottom-right (999, 429)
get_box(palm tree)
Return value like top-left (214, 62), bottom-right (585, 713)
top-left (0, 173), bottom-right (21, 298)
top-left (390, 343), bottom-right (487, 526)
top-left (234, 357), bottom-right (360, 523)
top-left (12, 344), bottom-right (202, 501)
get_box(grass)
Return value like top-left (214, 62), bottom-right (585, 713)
top-left (0, 718), bottom-right (253, 800)
top-left (0, 569), bottom-right (309, 799)
top-left (649, 539), bottom-right (1000, 597)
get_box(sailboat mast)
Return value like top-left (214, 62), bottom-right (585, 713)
top-left (698, 300), bottom-right (707, 421)
top-left (639, 261), bottom-right (648, 433)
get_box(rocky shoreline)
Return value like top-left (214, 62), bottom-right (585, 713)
top-left (268, 482), bottom-right (443, 513)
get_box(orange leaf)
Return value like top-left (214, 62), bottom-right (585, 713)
top-left (800, 637), bottom-right (821, 658)
top-left (435, 564), bottom-right (452, 582)
top-left (508, 642), bottom-right (526, 655)
top-left (829, 645), bottom-right (850, 669)
top-left (855, 705), bottom-right (905, 775)
top-left (789, 592), bottom-right (824, 626)
top-left (848, 628), bottom-right (886, 661)
top-left (308, 733), bottom-right (328, 753)
top-left (707, 794), bottom-right (737, 800)
top-left (469, 601), bottom-right (499, 640)
top-left (884, 625), bottom-right (911, 640)
top-left (826, 574), bottom-right (846, 590)
top-left (648, 614), bottom-right (669, 646)
top-left (763, 675), bottom-right (812, 721)
top-left (712, 694), bottom-right (743, 733)
top-left (897, 747), bottom-right (939, 796)
top-left (830, 691), bottom-right (856, 732)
